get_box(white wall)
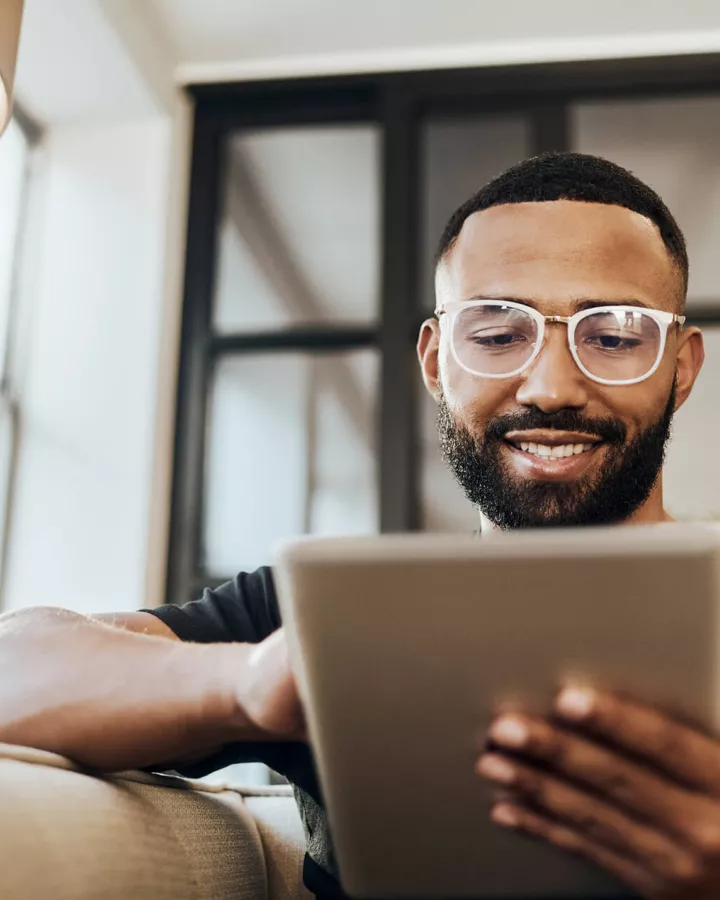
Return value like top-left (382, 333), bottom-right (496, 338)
top-left (2, 118), bottom-right (172, 613)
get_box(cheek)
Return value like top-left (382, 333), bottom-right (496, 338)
top-left (597, 377), bottom-right (673, 435)
top-left (440, 347), bottom-right (518, 425)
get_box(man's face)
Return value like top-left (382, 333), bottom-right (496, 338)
top-left (418, 200), bottom-right (704, 528)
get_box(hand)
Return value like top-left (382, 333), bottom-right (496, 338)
top-left (241, 628), bottom-right (306, 741)
top-left (477, 688), bottom-right (720, 898)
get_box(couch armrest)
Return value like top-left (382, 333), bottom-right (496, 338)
top-left (0, 743), bottom-right (309, 900)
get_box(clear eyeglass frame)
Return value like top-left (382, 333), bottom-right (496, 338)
top-left (435, 299), bottom-right (686, 386)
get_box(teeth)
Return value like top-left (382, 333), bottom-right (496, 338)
top-left (516, 442), bottom-right (595, 460)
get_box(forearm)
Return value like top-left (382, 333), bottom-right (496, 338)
top-left (0, 607), bottom-right (261, 771)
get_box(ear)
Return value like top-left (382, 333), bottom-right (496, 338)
top-left (673, 326), bottom-right (705, 413)
top-left (417, 318), bottom-right (442, 401)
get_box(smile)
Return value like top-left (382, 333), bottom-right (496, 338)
top-left (508, 441), bottom-right (599, 461)
top-left (501, 430), bottom-right (606, 481)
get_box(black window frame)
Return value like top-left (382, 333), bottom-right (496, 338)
top-left (167, 55), bottom-right (720, 605)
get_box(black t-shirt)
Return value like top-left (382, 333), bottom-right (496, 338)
top-left (143, 569), bottom-right (345, 899)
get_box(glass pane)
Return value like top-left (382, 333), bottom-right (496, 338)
top-left (572, 95), bottom-right (720, 311)
top-left (665, 326), bottom-right (720, 522)
top-left (419, 386), bottom-right (481, 533)
top-left (419, 115), bottom-right (530, 530)
top-left (213, 126), bottom-right (380, 332)
top-left (421, 115), bottom-right (531, 313)
top-left (204, 350), bottom-right (378, 575)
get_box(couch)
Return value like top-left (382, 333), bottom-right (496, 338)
top-left (0, 742), bottom-right (311, 899)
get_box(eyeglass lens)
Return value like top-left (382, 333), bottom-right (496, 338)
top-left (452, 304), bottom-right (663, 382)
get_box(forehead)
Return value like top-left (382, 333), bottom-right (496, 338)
top-left (437, 200), bottom-right (680, 313)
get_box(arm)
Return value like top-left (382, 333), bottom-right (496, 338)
top-left (0, 606), bottom-right (303, 771)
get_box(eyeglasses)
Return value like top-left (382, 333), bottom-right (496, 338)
top-left (435, 300), bottom-right (685, 386)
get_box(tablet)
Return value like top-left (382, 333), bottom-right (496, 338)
top-left (275, 524), bottom-right (720, 899)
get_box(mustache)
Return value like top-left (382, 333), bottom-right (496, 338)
top-left (483, 409), bottom-right (627, 445)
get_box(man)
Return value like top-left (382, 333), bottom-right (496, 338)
top-left (0, 152), bottom-right (715, 899)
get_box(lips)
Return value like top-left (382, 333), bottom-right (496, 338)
top-left (503, 436), bottom-right (604, 482)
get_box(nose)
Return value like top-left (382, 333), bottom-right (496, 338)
top-left (515, 324), bottom-right (589, 413)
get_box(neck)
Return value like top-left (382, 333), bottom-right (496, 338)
top-left (478, 477), bottom-right (674, 533)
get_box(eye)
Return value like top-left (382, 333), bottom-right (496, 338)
top-left (470, 330), bottom-right (529, 348)
top-left (584, 334), bottom-right (642, 352)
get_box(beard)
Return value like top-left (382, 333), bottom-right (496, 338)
top-left (437, 381), bottom-right (676, 530)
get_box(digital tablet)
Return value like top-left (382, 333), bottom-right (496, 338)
top-left (275, 524), bottom-right (720, 899)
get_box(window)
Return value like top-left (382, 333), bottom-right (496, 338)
top-left (214, 127), bottom-right (380, 333)
top-left (201, 125), bottom-right (381, 578)
top-left (205, 350), bottom-right (378, 576)
top-left (171, 60), bottom-right (720, 602)
top-left (192, 123), bottom-right (381, 592)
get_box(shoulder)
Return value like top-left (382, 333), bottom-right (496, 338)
top-left (141, 566), bottom-right (280, 644)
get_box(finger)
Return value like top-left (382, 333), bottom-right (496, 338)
top-left (487, 713), bottom-right (707, 835)
top-left (554, 686), bottom-right (720, 793)
top-left (478, 753), bottom-right (700, 882)
top-left (490, 802), bottom-right (658, 898)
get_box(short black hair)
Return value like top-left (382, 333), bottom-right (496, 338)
top-left (436, 152), bottom-right (688, 303)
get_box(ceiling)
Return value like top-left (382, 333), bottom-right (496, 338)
top-left (152, 0), bottom-right (720, 82)
top-left (14, 0), bottom-right (720, 125)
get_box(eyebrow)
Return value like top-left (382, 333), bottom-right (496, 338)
top-left (463, 295), bottom-right (652, 312)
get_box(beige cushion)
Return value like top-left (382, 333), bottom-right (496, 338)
top-left (244, 790), bottom-right (313, 900)
top-left (0, 743), bottom-right (309, 900)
